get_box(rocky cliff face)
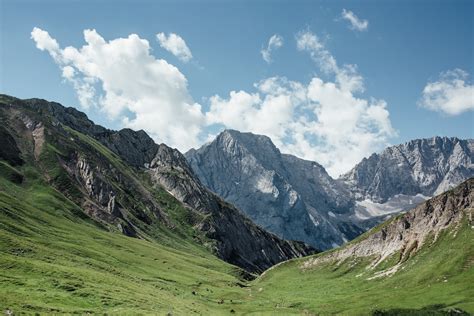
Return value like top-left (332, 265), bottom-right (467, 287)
top-left (186, 130), bottom-right (474, 251)
top-left (185, 130), bottom-right (362, 250)
top-left (0, 94), bottom-right (314, 273)
top-left (302, 178), bottom-right (474, 275)
top-left (341, 137), bottom-right (474, 203)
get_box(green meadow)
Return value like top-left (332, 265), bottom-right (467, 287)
top-left (1, 164), bottom-right (473, 315)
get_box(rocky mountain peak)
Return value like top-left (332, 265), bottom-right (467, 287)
top-left (22, 97), bottom-right (107, 135)
top-left (147, 142), bottom-right (315, 272)
top-left (217, 129), bottom-right (280, 154)
top-left (207, 129), bottom-right (285, 173)
top-left (98, 128), bottom-right (158, 168)
top-left (8, 95), bottom-right (159, 168)
top-left (341, 136), bottom-right (473, 203)
top-left (186, 129), bottom-right (362, 250)
top-left (187, 130), bottom-right (473, 250)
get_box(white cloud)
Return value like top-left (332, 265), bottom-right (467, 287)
top-left (31, 27), bottom-right (61, 60)
top-left (207, 75), bottom-right (395, 177)
top-left (206, 30), bottom-right (395, 177)
top-left (419, 69), bottom-right (474, 115)
top-left (341, 9), bottom-right (369, 32)
top-left (298, 79), bottom-right (394, 175)
top-left (31, 27), bottom-right (204, 150)
top-left (296, 30), bottom-right (364, 93)
top-left (156, 32), bottom-right (193, 62)
top-left (207, 78), bottom-right (303, 141)
top-left (261, 34), bottom-right (283, 63)
top-left (32, 27), bottom-right (395, 177)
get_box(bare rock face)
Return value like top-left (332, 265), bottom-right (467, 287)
top-left (341, 137), bottom-right (474, 203)
top-left (149, 144), bottom-right (219, 212)
top-left (69, 155), bottom-right (139, 236)
top-left (76, 156), bottom-right (120, 216)
top-left (186, 131), bottom-right (474, 251)
top-left (95, 129), bottom-right (158, 168)
top-left (185, 130), bottom-right (361, 250)
top-left (148, 143), bottom-right (315, 273)
top-left (302, 178), bottom-right (474, 271)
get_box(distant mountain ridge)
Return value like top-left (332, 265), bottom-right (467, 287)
top-left (186, 130), bottom-right (474, 250)
top-left (341, 136), bottom-right (474, 202)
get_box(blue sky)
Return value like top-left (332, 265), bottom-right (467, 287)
top-left (1, 0), bottom-right (473, 176)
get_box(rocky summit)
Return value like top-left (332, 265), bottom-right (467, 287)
top-left (185, 130), bottom-right (363, 250)
top-left (186, 129), bottom-right (474, 250)
top-left (146, 143), bottom-right (314, 272)
top-left (341, 136), bottom-right (474, 202)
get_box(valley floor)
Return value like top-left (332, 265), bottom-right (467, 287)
top-left (1, 172), bottom-right (473, 315)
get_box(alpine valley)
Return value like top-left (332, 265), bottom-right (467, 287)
top-left (1, 94), bottom-right (473, 315)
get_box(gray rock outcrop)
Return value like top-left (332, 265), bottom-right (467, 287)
top-left (186, 130), bottom-right (474, 250)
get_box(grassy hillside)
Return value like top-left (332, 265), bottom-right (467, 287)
top-left (245, 216), bottom-right (474, 315)
top-left (0, 94), bottom-right (315, 275)
top-left (0, 167), bottom-right (248, 314)
top-left (1, 159), bottom-right (473, 314)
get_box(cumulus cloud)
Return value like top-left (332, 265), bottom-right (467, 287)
top-left (31, 27), bottom-right (60, 55)
top-left (156, 32), bottom-right (193, 62)
top-left (419, 69), bottom-right (474, 115)
top-left (261, 34), bottom-right (284, 63)
top-left (32, 27), bottom-right (395, 177)
top-left (31, 27), bottom-right (204, 150)
top-left (206, 30), bottom-right (395, 177)
top-left (206, 75), bottom-right (394, 177)
top-left (341, 9), bottom-right (369, 32)
top-left (207, 78), bottom-right (304, 140)
top-left (296, 30), bottom-right (364, 93)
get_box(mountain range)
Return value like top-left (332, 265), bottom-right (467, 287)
top-left (3, 93), bottom-right (472, 253)
top-left (0, 94), bottom-right (473, 314)
top-left (186, 129), bottom-right (473, 250)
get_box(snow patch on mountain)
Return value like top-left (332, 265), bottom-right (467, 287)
top-left (355, 194), bottom-right (430, 220)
